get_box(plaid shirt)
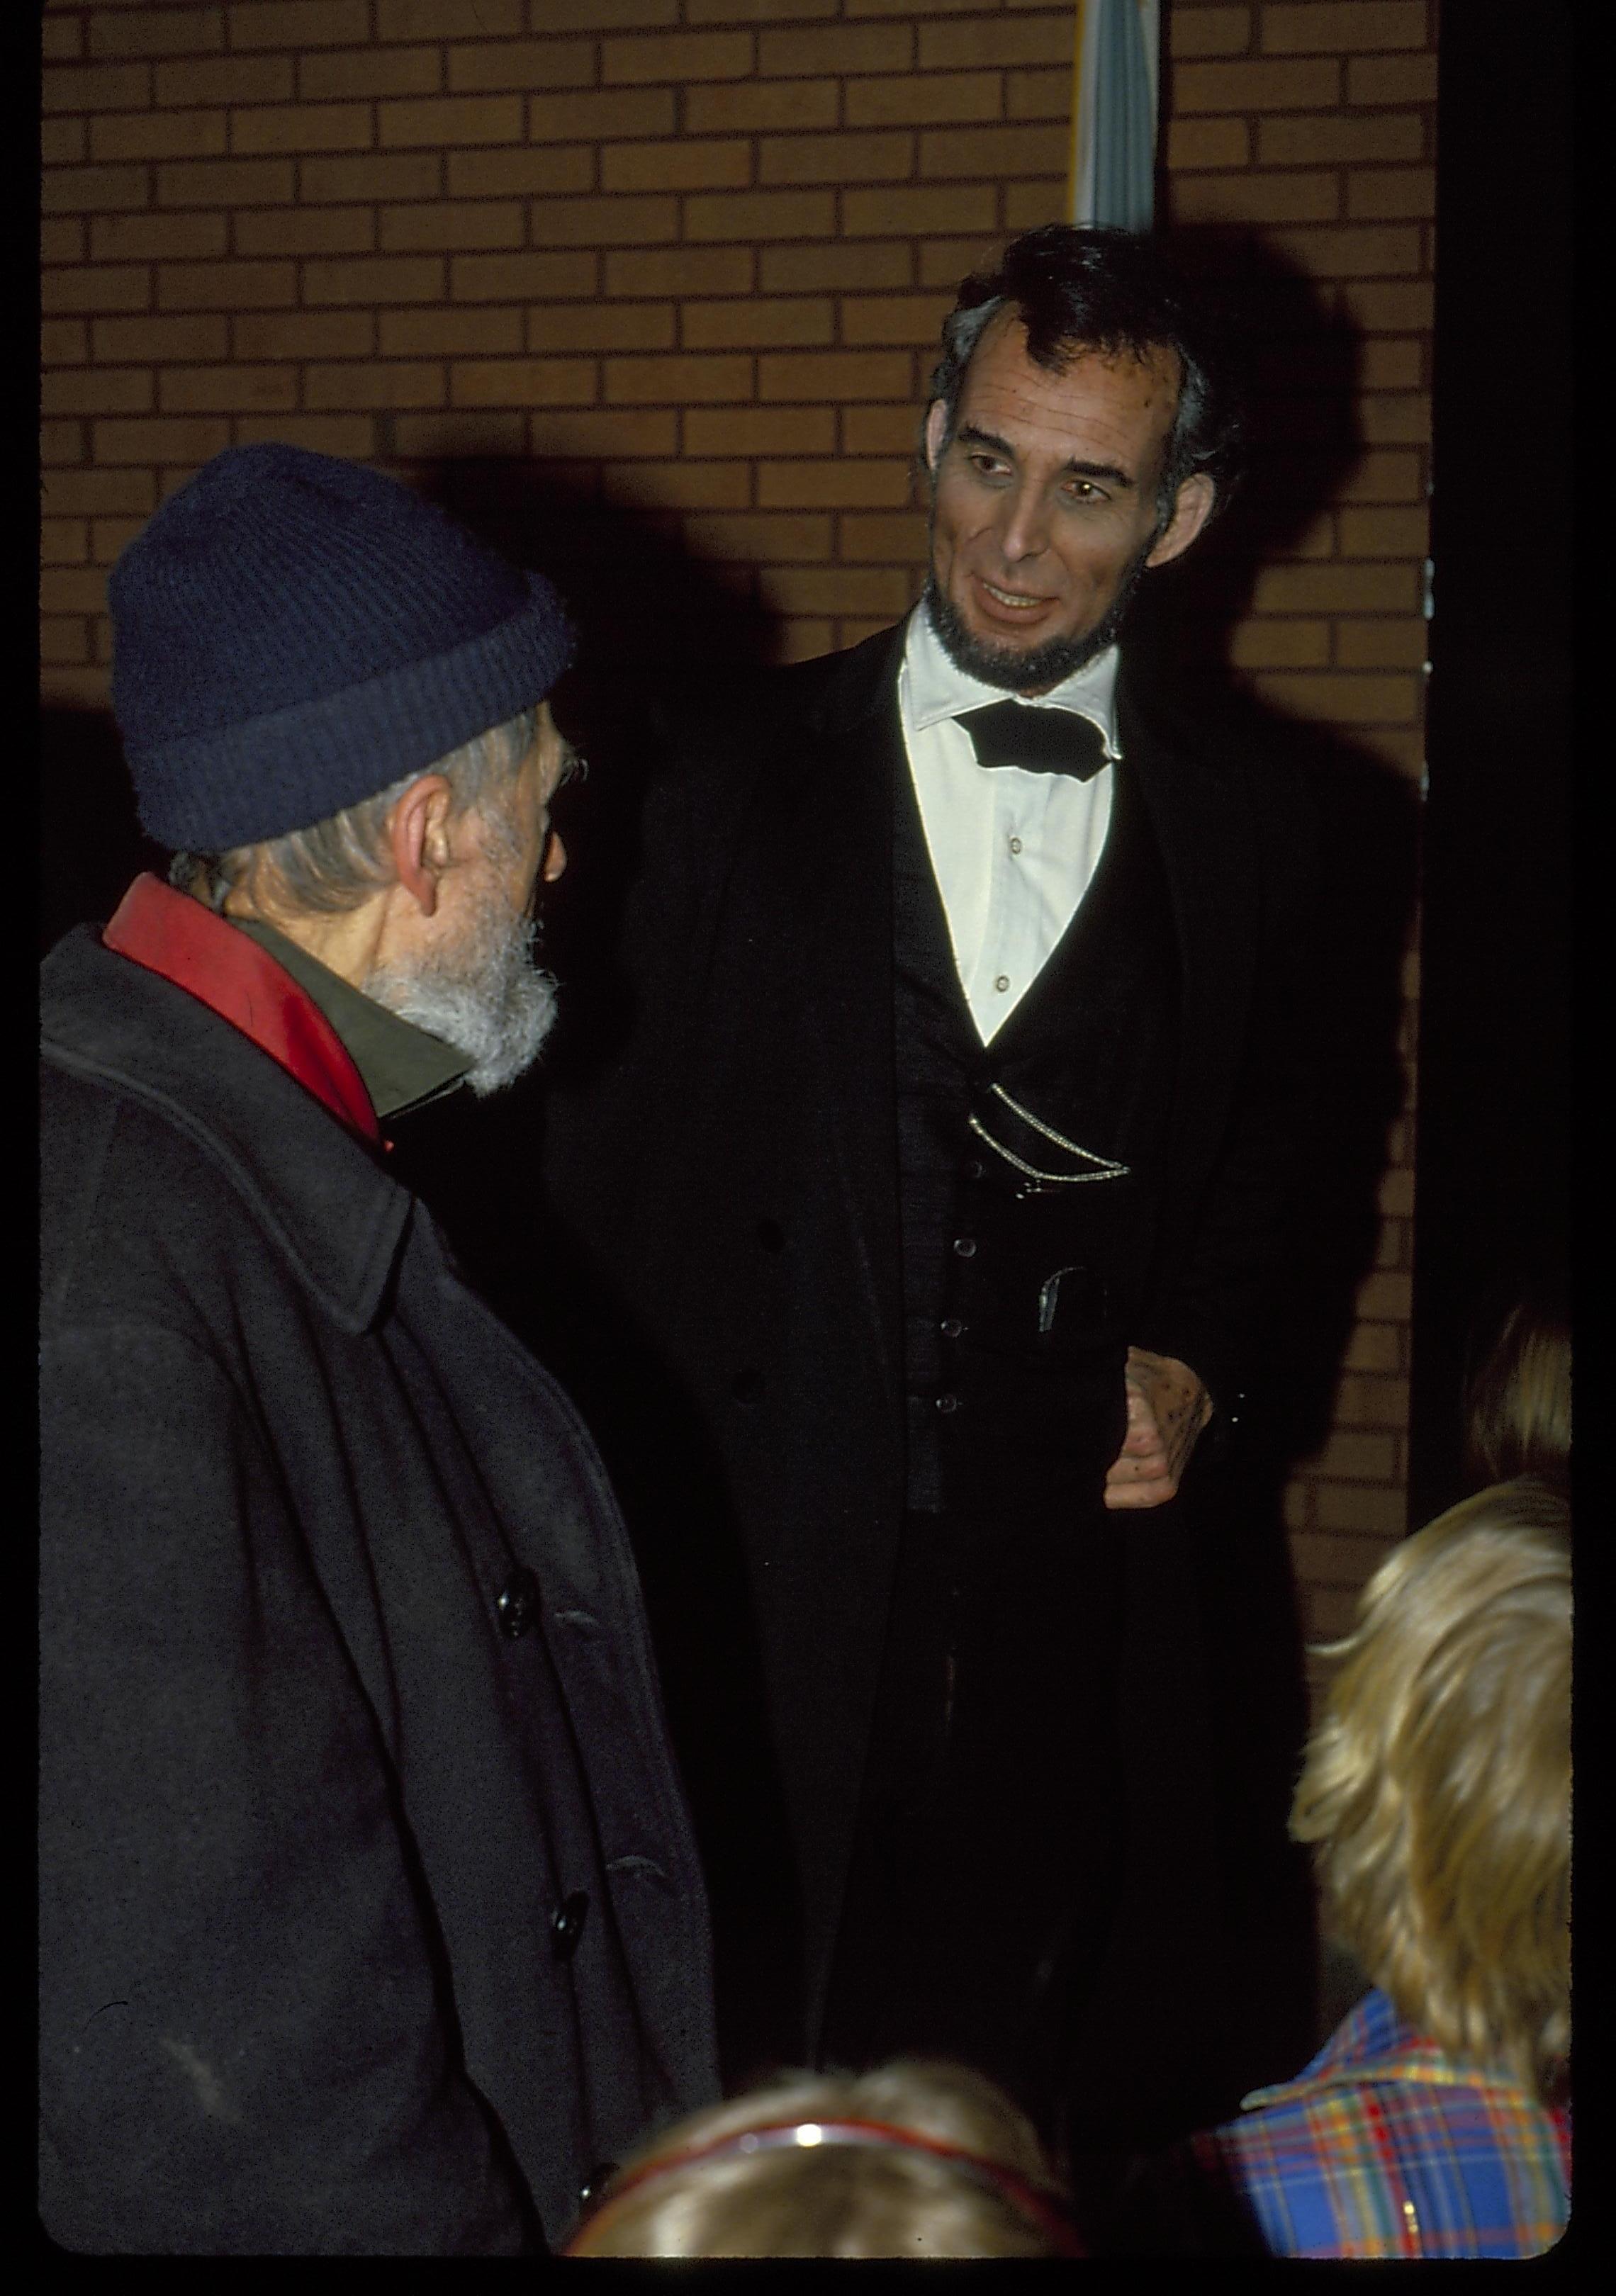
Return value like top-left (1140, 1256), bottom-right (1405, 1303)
top-left (1184, 1988), bottom-right (1570, 2258)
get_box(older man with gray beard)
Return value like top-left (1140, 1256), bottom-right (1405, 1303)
top-left (38, 444), bottom-right (717, 2254)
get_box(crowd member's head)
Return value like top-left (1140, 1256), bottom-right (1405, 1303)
top-left (565, 2059), bottom-right (1083, 2257)
top-left (919, 224), bottom-right (1241, 695)
top-left (109, 441), bottom-right (580, 1096)
top-left (1290, 1479), bottom-right (1571, 2098)
top-left (1463, 1290), bottom-right (1571, 1488)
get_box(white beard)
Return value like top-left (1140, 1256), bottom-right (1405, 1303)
top-left (363, 872), bottom-right (559, 1098)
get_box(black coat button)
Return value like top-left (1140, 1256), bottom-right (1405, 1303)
top-left (953, 1236), bottom-right (977, 1259)
top-left (731, 1368), bottom-right (763, 1403)
top-left (963, 1157), bottom-right (986, 1182)
top-left (551, 1890), bottom-right (590, 1961)
top-left (495, 1567), bottom-right (542, 1639)
top-left (940, 1316), bottom-right (965, 1338)
top-left (936, 1392), bottom-right (961, 1414)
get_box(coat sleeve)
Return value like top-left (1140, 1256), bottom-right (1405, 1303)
top-left (38, 1320), bottom-right (537, 2256)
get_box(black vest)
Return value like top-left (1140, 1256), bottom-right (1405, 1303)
top-left (893, 749), bottom-right (1181, 1514)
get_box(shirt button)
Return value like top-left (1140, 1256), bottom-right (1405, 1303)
top-left (941, 1316), bottom-right (966, 1338)
top-left (495, 1567), bottom-right (542, 1640)
top-left (936, 1392), bottom-right (961, 1414)
top-left (994, 974), bottom-right (1010, 993)
top-left (1009, 836), bottom-right (1023, 855)
top-left (953, 1237), bottom-right (977, 1259)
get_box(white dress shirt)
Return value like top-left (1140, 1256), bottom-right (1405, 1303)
top-left (898, 604), bottom-right (1122, 1045)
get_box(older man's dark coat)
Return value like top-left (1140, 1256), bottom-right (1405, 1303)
top-left (38, 928), bottom-right (717, 2255)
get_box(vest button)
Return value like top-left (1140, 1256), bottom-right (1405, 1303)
top-left (936, 1392), bottom-right (961, 1414)
top-left (953, 1236), bottom-right (977, 1259)
top-left (940, 1316), bottom-right (965, 1339)
top-left (495, 1567), bottom-right (542, 1639)
top-left (551, 1890), bottom-right (590, 1961)
top-left (963, 1157), bottom-right (985, 1181)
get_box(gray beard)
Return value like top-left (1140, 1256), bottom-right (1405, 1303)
top-left (921, 536), bottom-right (1155, 693)
top-left (363, 876), bottom-right (558, 1098)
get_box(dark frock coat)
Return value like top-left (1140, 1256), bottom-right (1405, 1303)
top-left (39, 928), bottom-right (718, 2254)
top-left (541, 624), bottom-right (1321, 2129)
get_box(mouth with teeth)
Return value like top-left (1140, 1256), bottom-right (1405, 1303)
top-left (972, 574), bottom-right (1057, 624)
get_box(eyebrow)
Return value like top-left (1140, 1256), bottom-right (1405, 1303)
top-left (953, 421), bottom-right (1137, 491)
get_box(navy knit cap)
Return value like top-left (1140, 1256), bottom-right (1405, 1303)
top-left (109, 441), bottom-right (576, 850)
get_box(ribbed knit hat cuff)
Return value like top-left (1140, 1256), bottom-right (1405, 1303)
top-left (128, 572), bottom-right (573, 851)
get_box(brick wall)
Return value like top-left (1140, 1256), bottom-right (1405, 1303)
top-left (40, 0), bottom-right (1436, 1698)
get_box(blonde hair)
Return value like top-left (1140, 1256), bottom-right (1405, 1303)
top-left (565, 2060), bottom-right (1072, 2258)
top-left (1463, 1298), bottom-right (1571, 1487)
top-left (1291, 1479), bottom-right (1570, 2095)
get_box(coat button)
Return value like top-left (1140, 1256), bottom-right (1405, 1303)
top-left (936, 1392), bottom-right (961, 1414)
top-left (551, 1890), bottom-right (590, 1961)
top-left (940, 1316), bottom-right (966, 1338)
top-left (953, 1236), bottom-right (977, 1259)
top-left (580, 2162), bottom-right (618, 2208)
top-left (962, 1157), bottom-right (985, 1182)
top-left (495, 1566), bottom-right (542, 1640)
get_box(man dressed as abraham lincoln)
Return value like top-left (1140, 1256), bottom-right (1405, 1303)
top-left (541, 225), bottom-right (1323, 2157)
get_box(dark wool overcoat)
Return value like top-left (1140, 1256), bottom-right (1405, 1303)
top-left (539, 625), bottom-right (1325, 2129)
top-left (38, 928), bottom-right (717, 2256)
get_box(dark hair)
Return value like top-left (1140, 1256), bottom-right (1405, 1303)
top-left (926, 225), bottom-right (1244, 524)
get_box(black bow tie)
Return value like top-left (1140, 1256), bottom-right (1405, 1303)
top-left (955, 701), bottom-right (1109, 780)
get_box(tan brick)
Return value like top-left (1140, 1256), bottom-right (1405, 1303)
top-left (760, 133), bottom-right (913, 186)
top-left (378, 0), bottom-right (523, 33)
top-left (235, 311), bottom-right (375, 359)
top-left (1166, 118), bottom-right (1250, 170)
top-left (301, 45), bottom-right (442, 101)
top-left (92, 415), bottom-right (232, 464)
top-left (236, 210), bottom-right (377, 257)
top-left (380, 307), bottom-right (523, 357)
top-left (603, 140), bottom-right (751, 193)
top-left (307, 362), bottom-right (447, 411)
top-left (1311, 1429), bottom-right (1398, 1482)
top-left (1269, 225), bottom-right (1423, 276)
top-left (41, 368), bottom-right (152, 418)
top-left (39, 566), bottom-right (111, 617)
top-left (527, 0), bottom-right (678, 26)
top-left (686, 79), bottom-right (838, 133)
top-left (685, 405), bottom-right (835, 454)
top-left (605, 352), bottom-right (751, 404)
top-left (42, 63), bottom-right (152, 113)
top-left (42, 120), bottom-right (86, 167)
top-left (841, 293), bottom-right (955, 346)
top-left (1335, 622), bottom-right (1427, 670)
top-left (154, 55), bottom-right (293, 103)
top-left (1260, 113), bottom-right (1423, 167)
top-left (1339, 505), bottom-right (1427, 556)
top-left (917, 237), bottom-right (1006, 288)
top-left (1334, 449), bottom-right (1423, 502)
top-left (1342, 1321), bottom-right (1402, 1375)
top-left (1360, 395), bottom-right (1431, 446)
top-left (1002, 181), bottom-right (1067, 231)
top-left (233, 414), bottom-right (377, 457)
top-left (606, 246), bottom-right (753, 296)
top-left (451, 250), bottom-right (599, 300)
top-left (41, 320), bottom-right (89, 367)
top-left (1251, 671), bottom-right (1419, 726)
top-left (158, 261), bottom-right (296, 311)
top-left (684, 512), bottom-right (832, 562)
top-left (1228, 619), bottom-right (1330, 668)
top-left (444, 147), bottom-right (593, 197)
top-left (156, 159), bottom-right (296, 207)
top-left (602, 32), bottom-right (752, 84)
top-left (848, 72), bottom-right (999, 129)
top-left (89, 517), bottom-right (147, 563)
top-left (761, 242), bottom-right (911, 293)
top-left (1361, 341), bottom-right (1423, 390)
top-left (1336, 281), bottom-right (1434, 332)
top-left (1263, 4), bottom-right (1426, 52)
top-left (43, 266), bottom-right (150, 316)
top-left (42, 18), bottom-right (83, 62)
top-left (1291, 1530), bottom-right (1395, 1589)
top-left (92, 314), bottom-right (225, 362)
top-left (1174, 58), bottom-right (1339, 111)
top-left (526, 408), bottom-right (679, 457)
top-left (1348, 167), bottom-right (1437, 222)
top-left (758, 459), bottom-right (912, 509)
top-left (447, 39), bottom-right (593, 93)
top-left (769, 617), bottom-right (836, 663)
top-left (301, 153), bottom-right (443, 203)
top-left (303, 257), bottom-right (444, 306)
top-left (380, 95), bottom-right (524, 148)
top-left (1006, 67), bottom-right (1072, 122)
top-left (530, 89), bottom-right (675, 140)
top-left (1169, 8), bottom-right (1254, 60)
top-left (40, 467), bottom-right (157, 518)
top-left (1172, 169), bottom-right (1340, 224)
top-left (1314, 1484), bottom-right (1406, 1538)
top-left (391, 412), bottom-right (522, 457)
top-left (918, 14), bottom-right (1072, 69)
top-left (844, 185), bottom-right (995, 235)
top-left (230, 2), bottom-right (370, 51)
top-left (40, 423), bottom-right (90, 473)
top-left (451, 358), bottom-right (597, 408)
top-left (680, 299), bottom-right (829, 351)
top-left (528, 194), bottom-right (679, 245)
top-left (91, 215), bottom-right (228, 269)
top-left (158, 364), bottom-right (301, 414)
top-left (1335, 1372), bottom-right (1410, 1428)
top-left (932, 124), bottom-right (1075, 179)
top-left (90, 112), bottom-right (223, 164)
top-left (529, 303), bottom-right (676, 351)
top-left (759, 350), bottom-right (912, 403)
top-left (89, 4), bottom-right (223, 57)
top-left (685, 0), bottom-right (837, 18)
top-left (843, 404), bottom-right (924, 454)
top-left (1347, 55), bottom-right (1438, 106)
top-left (602, 460), bottom-right (751, 510)
top-left (381, 203), bottom-right (527, 253)
top-left (41, 220), bottom-right (86, 266)
top-left (759, 26), bottom-right (912, 75)
top-left (838, 510), bottom-right (927, 561)
top-left (685, 189), bottom-right (835, 242)
top-left (40, 619), bottom-right (92, 666)
top-left (43, 166), bottom-right (150, 216)
top-left (758, 565), bottom-right (911, 617)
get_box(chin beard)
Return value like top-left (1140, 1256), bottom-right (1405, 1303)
top-left (363, 877), bottom-right (559, 1099)
top-left (923, 539), bottom-right (1156, 693)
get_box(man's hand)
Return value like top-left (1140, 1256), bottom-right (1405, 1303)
top-left (1103, 1346), bottom-right (1213, 1511)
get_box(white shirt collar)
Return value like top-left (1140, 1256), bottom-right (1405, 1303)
top-left (902, 602), bottom-right (1123, 760)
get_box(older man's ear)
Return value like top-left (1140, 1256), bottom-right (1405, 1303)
top-left (386, 774), bottom-right (455, 919)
